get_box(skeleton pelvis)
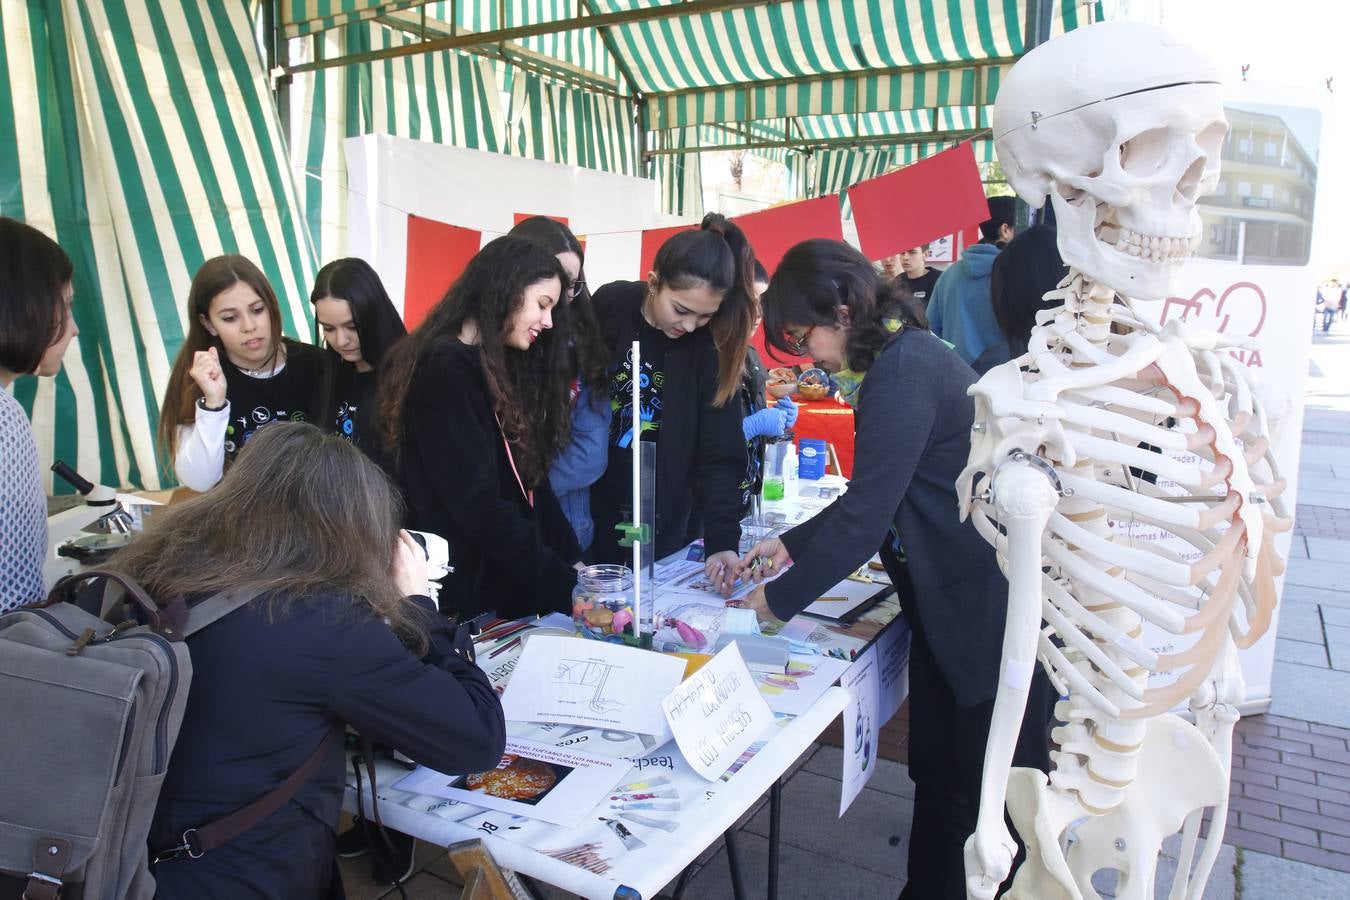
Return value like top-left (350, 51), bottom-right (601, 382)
top-left (1003, 714), bottom-right (1228, 900)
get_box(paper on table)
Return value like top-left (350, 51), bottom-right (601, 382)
top-left (661, 643), bottom-right (775, 781)
top-left (393, 738), bottom-right (629, 829)
top-left (800, 578), bottom-right (885, 620)
top-left (501, 636), bottom-right (686, 739)
top-left (753, 653), bottom-right (852, 717)
top-left (839, 643), bottom-right (881, 816)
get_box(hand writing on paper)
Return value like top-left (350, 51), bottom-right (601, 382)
top-left (704, 550), bottom-right (740, 598)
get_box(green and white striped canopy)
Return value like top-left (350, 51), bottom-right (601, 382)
top-left (1, 0), bottom-right (315, 493)
top-left (281, 1), bottom-right (1102, 216)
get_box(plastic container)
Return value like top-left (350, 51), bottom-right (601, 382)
top-left (762, 435), bottom-right (791, 501)
top-left (572, 564), bottom-right (637, 641)
top-left (798, 438), bottom-right (827, 479)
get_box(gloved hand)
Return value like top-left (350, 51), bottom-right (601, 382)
top-left (774, 396), bottom-right (799, 430)
top-left (742, 407), bottom-right (787, 441)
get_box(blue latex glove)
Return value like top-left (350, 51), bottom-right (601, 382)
top-left (774, 396), bottom-right (799, 430)
top-left (743, 407), bottom-right (787, 441)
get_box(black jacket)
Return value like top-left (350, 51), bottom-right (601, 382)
top-left (397, 341), bottom-right (581, 618)
top-left (589, 281), bottom-right (746, 562)
top-left (150, 592), bottom-right (505, 899)
top-left (766, 328), bottom-right (1010, 708)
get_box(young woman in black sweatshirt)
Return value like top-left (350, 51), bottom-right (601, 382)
top-left (158, 255), bottom-right (319, 492)
top-left (310, 257), bottom-right (407, 467)
top-left (589, 213), bottom-right (755, 592)
top-left (378, 236), bottom-right (582, 619)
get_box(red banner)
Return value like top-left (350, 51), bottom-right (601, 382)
top-left (735, 195), bottom-right (844, 275)
top-left (404, 214), bottom-right (482, 330)
top-left (513, 212), bottom-right (570, 226)
top-left (637, 223), bottom-right (698, 280)
top-left (848, 141), bottom-right (989, 262)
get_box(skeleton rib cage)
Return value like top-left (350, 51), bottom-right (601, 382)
top-left (956, 274), bottom-right (1292, 825)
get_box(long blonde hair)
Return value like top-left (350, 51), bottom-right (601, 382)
top-left (110, 421), bottom-right (427, 654)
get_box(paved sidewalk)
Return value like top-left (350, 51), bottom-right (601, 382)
top-left (340, 326), bottom-right (1350, 899)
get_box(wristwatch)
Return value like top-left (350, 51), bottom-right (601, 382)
top-left (196, 396), bottom-right (227, 412)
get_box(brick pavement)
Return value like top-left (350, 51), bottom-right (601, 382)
top-left (1293, 503), bottom-right (1350, 539)
top-left (1227, 714), bottom-right (1350, 873)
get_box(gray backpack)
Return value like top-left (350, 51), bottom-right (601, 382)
top-left (0, 571), bottom-right (338, 900)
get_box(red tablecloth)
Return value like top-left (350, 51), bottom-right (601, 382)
top-left (791, 397), bottom-right (856, 478)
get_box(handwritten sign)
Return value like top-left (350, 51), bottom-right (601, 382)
top-left (661, 643), bottom-right (775, 781)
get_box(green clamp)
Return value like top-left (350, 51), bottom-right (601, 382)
top-left (615, 521), bottom-right (651, 548)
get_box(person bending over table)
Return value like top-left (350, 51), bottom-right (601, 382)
top-left (378, 236), bottom-right (582, 619)
top-left (736, 239), bottom-right (1053, 900)
top-left (109, 422), bottom-right (506, 899)
top-left (588, 214), bottom-right (755, 592)
top-left (509, 216), bottom-right (613, 559)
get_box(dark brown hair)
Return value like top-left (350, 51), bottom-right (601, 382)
top-left (157, 255), bottom-right (285, 462)
top-left (507, 216), bottom-right (608, 397)
top-left (109, 422), bottom-right (428, 654)
top-left (650, 213), bottom-right (755, 406)
top-left (0, 217), bottom-right (74, 374)
top-left (378, 236), bottom-right (573, 486)
top-left (763, 239), bottom-right (927, 373)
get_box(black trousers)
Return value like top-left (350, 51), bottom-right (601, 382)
top-left (886, 556), bottom-right (1056, 900)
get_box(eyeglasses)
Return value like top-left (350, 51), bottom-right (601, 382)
top-left (784, 325), bottom-right (816, 355)
top-left (567, 278), bottom-right (587, 300)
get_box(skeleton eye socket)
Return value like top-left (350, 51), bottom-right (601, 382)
top-left (1196, 121), bottom-right (1227, 159)
top-left (1117, 128), bottom-right (1171, 175)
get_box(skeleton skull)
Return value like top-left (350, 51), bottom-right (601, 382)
top-left (993, 22), bottom-right (1228, 300)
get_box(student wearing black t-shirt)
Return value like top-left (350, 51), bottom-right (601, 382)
top-left (897, 244), bottom-right (942, 310)
top-left (379, 237), bottom-right (582, 619)
top-left (310, 258), bottom-right (407, 467)
top-left (158, 255), bottom-right (318, 492)
top-left (589, 214), bottom-right (754, 591)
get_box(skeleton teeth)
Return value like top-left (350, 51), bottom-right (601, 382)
top-left (1105, 226), bottom-right (1200, 263)
top-left (1127, 244), bottom-right (1140, 257)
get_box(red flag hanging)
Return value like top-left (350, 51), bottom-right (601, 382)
top-left (404, 214), bottom-right (482, 330)
top-left (848, 141), bottom-right (990, 263)
top-left (513, 212), bottom-right (570, 226)
top-left (734, 195), bottom-right (844, 275)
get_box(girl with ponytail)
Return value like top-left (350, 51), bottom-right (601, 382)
top-left (588, 213), bottom-right (756, 589)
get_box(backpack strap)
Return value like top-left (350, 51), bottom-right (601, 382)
top-left (154, 725), bottom-right (344, 865)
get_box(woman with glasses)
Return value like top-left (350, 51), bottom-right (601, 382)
top-left (588, 214), bottom-right (755, 592)
top-left (509, 216), bottom-right (611, 557)
top-left (737, 239), bottom-right (1052, 900)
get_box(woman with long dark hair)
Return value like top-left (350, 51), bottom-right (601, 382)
top-left (379, 236), bottom-right (582, 618)
top-left (589, 214), bottom-right (755, 589)
top-left (508, 216), bottom-right (611, 556)
top-left (737, 239), bottom-right (1052, 899)
top-left (310, 257), bottom-right (407, 462)
top-left (158, 255), bottom-right (319, 491)
top-left (0, 218), bottom-right (79, 611)
top-left (113, 422), bottom-right (505, 898)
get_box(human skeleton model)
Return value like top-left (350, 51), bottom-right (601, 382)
top-left (955, 23), bottom-right (1292, 900)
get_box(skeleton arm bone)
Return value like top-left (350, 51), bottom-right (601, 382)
top-left (964, 460), bottom-right (1062, 900)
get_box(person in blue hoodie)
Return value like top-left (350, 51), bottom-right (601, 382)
top-left (927, 196), bottom-right (1016, 366)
